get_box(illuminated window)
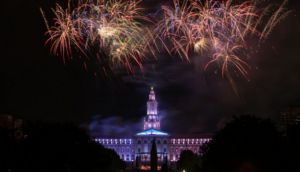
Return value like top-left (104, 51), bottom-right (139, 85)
top-left (175, 148), bottom-right (178, 152)
top-left (122, 148), bottom-right (124, 152)
top-left (126, 155), bottom-right (129, 161)
top-left (131, 155), bottom-right (134, 161)
top-left (171, 148), bottom-right (173, 152)
top-left (132, 148), bottom-right (134, 152)
top-left (171, 155), bottom-right (173, 160)
top-left (175, 154), bottom-right (178, 161)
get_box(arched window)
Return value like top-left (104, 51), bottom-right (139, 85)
top-left (138, 140), bottom-right (141, 144)
top-left (163, 140), bottom-right (167, 144)
top-left (144, 140), bottom-right (147, 144)
top-left (157, 140), bottom-right (161, 144)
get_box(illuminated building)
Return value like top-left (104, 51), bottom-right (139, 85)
top-left (92, 87), bottom-right (213, 169)
top-left (0, 114), bottom-right (23, 140)
top-left (280, 107), bottom-right (300, 134)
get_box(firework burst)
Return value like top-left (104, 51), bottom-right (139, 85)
top-left (44, 0), bottom-right (154, 72)
top-left (150, 0), bottom-right (291, 80)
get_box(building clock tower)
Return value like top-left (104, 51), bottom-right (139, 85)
top-left (144, 87), bottom-right (160, 130)
top-left (92, 86), bottom-right (213, 170)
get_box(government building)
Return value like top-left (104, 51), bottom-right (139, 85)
top-left (91, 87), bottom-right (213, 170)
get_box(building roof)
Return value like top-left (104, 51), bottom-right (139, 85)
top-left (135, 129), bottom-right (170, 136)
top-left (281, 107), bottom-right (300, 113)
top-left (170, 133), bottom-right (214, 138)
top-left (91, 133), bottom-right (134, 138)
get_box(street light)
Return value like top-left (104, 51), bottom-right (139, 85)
top-left (183, 170), bottom-right (185, 172)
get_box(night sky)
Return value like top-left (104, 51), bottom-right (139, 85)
top-left (1, 0), bottom-right (300, 134)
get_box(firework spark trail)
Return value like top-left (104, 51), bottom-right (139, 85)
top-left (150, 0), bottom-right (291, 80)
top-left (259, 0), bottom-right (291, 43)
top-left (40, 8), bottom-right (51, 36)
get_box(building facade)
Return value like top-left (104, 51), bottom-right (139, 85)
top-left (93, 87), bottom-right (213, 169)
top-left (280, 107), bottom-right (300, 134)
top-left (0, 114), bottom-right (23, 140)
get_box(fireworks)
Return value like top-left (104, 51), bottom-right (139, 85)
top-left (44, 0), bottom-right (153, 72)
top-left (149, 0), bottom-right (291, 80)
top-left (43, 0), bottom-right (291, 94)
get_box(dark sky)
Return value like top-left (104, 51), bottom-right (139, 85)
top-left (0, 0), bottom-right (300, 134)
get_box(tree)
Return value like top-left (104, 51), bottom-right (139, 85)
top-left (161, 163), bottom-right (168, 172)
top-left (176, 150), bottom-right (201, 172)
top-left (0, 127), bottom-right (13, 172)
top-left (13, 121), bottom-right (125, 172)
top-left (150, 137), bottom-right (157, 172)
top-left (285, 124), bottom-right (300, 172)
top-left (201, 115), bottom-right (285, 172)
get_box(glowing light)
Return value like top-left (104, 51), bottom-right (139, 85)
top-left (136, 129), bottom-right (169, 135)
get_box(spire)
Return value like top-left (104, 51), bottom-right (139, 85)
top-left (151, 138), bottom-right (158, 172)
top-left (144, 87), bottom-right (160, 130)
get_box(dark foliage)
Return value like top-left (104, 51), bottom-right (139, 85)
top-left (176, 150), bottom-right (201, 172)
top-left (285, 124), bottom-right (300, 172)
top-left (161, 163), bottom-right (168, 172)
top-left (0, 128), bottom-right (14, 172)
top-left (0, 121), bottom-right (125, 172)
top-left (150, 138), bottom-right (157, 172)
top-left (200, 115), bottom-right (285, 172)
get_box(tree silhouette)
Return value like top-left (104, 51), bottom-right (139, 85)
top-left (12, 121), bottom-right (125, 172)
top-left (150, 137), bottom-right (157, 172)
top-left (0, 127), bottom-right (13, 172)
top-left (201, 115), bottom-right (285, 172)
top-left (285, 124), bottom-right (300, 172)
top-left (176, 150), bottom-right (201, 172)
